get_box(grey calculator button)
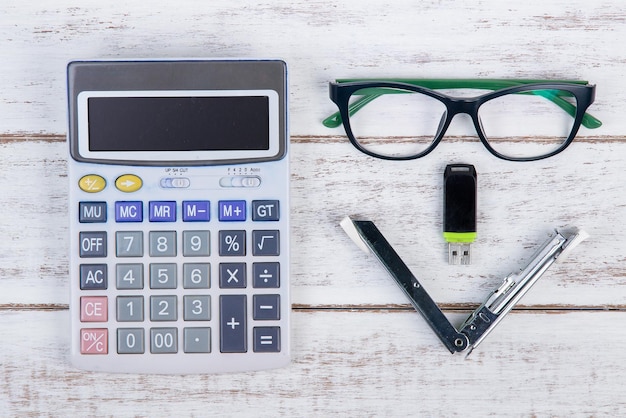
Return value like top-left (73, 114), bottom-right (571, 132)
top-left (117, 328), bottom-right (145, 354)
top-left (219, 263), bottom-right (246, 288)
top-left (150, 328), bottom-right (178, 354)
top-left (116, 263), bottom-right (144, 289)
top-left (79, 202), bottom-right (107, 223)
top-left (184, 295), bottom-right (211, 321)
top-left (220, 295), bottom-right (247, 353)
top-left (253, 327), bottom-right (281, 353)
top-left (80, 264), bottom-right (107, 290)
top-left (183, 263), bottom-right (210, 289)
top-left (219, 230), bottom-right (246, 256)
top-left (116, 296), bottom-right (144, 322)
top-left (253, 262), bottom-right (280, 288)
top-left (115, 231), bottom-right (143, 257)
top-left (149, 231), bottom-right (177, 257)
top-left (184, 327), bottom-right (211, 353)
top-left (252, 230), bottom-right (280, 256)
top-left (149, 263), bottom-right (177, 289)
top-left (252, 200), bottom-right (280, 221)
top-left (253, 294), bottom-right (280, 320)
top-left (150, 295), bottom-right (177, 321)
top-left (182, 230), bottom-right (210, 256)
top-left (79, 231), bottom-right (107, 258)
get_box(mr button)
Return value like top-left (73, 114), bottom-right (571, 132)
top-left (252, 200), bottom-right (280, 221)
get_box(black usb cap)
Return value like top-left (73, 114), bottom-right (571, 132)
top-left (443, 164), bottom-right (477, 265)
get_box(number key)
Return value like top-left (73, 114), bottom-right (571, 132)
top-left (150, 295), bottom-right (177, 321)
top-left (149, 231), bottom-right (177, 257)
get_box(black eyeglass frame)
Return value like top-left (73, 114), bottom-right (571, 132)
top-left (328, 80), bottom-right (598, 162)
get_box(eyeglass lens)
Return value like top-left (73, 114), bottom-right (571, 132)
top-left (346, 87), bottom-right (578, 159)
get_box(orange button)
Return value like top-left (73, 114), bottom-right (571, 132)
top-left (115, 174), bottom-right (143, 193)
top-left (78, 174), bottom-right (106, 193)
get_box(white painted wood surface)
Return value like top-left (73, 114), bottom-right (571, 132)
top-left (1, 0), bottom-right (626, 416)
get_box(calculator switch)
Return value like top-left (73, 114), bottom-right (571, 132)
top-left (219, 176), bottom-right (261, 188)
top-left (160, 177), bottom-right (190, 189)
top-left (79, 174), bottom-right (106, 193)
top-left (115, 174), bottom-right (143, 193)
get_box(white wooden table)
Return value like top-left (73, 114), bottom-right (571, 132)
top-left (2, 1), bottom-right (626, 416)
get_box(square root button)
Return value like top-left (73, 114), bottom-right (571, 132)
top-left (252, 230), bottom-right (280, 256)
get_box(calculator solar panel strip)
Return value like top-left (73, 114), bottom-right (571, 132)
top-left (67, 60), bottom-right (290, 373)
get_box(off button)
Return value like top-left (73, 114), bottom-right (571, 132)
top-left (115, 174), bottom-right (143, 193)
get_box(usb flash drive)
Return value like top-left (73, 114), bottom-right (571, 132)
top-left (443, 164), bottom-right (477, 265)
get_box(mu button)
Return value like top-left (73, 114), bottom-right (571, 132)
top-left (115, 174), bottom-right (143, 193)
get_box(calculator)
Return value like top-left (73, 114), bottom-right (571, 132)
top-left (67, 60), bottom-right (290, 373)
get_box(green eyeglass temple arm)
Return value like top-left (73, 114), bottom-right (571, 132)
top-left (322, 79), bottom-right (602, 129)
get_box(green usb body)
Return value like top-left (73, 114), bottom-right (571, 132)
top-left (444, 164), bottom-right (477, 265)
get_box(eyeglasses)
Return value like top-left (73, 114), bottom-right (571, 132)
top-left (324, 79), bottom-right (601, 161)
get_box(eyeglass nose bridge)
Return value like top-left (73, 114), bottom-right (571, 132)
top-left (435, 98), bottom-right (483, 139)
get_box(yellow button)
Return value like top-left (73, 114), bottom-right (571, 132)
top-left (79, 174), bottom-right (106, 193)
top-left (115, 174), bottom-right (143, 193)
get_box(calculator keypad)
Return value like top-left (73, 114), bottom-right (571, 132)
top-left (75, 197), bottom-right (284, 359)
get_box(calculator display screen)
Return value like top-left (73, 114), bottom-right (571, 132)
top-left (75, 89), bottom-right (281, 164)
top-left (87, 96), bottom-right (270, 152)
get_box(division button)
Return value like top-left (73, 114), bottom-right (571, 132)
top-left (79, 175), bottom-right (106, 193)
top-left (253, 262), bottom-right (280, 288)
top-left (220, 295), bottom-right (247, 353)
top-left (115, 174), bottom-right (142, 193)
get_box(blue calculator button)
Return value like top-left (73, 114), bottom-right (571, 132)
top-left (149, 201), bottom-right (176, 222)
top-left (182, 201), bottom-right (210, 222)
top-left (218, 200), bottom-right (246, 221)
top-left (115, 201), bottom-right (143, 222)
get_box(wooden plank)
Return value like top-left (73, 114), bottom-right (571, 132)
top-left (0, 1), bottom-right (625, 135)
top-left (0, 309), bottom-right (624, 416)
top-left (1, 137), bottom-right (624, 307)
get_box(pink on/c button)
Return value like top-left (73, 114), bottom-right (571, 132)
top-left (80, 328), bottom-right (108, 354)
top-left (80, 296), bottom-right (108, 322)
